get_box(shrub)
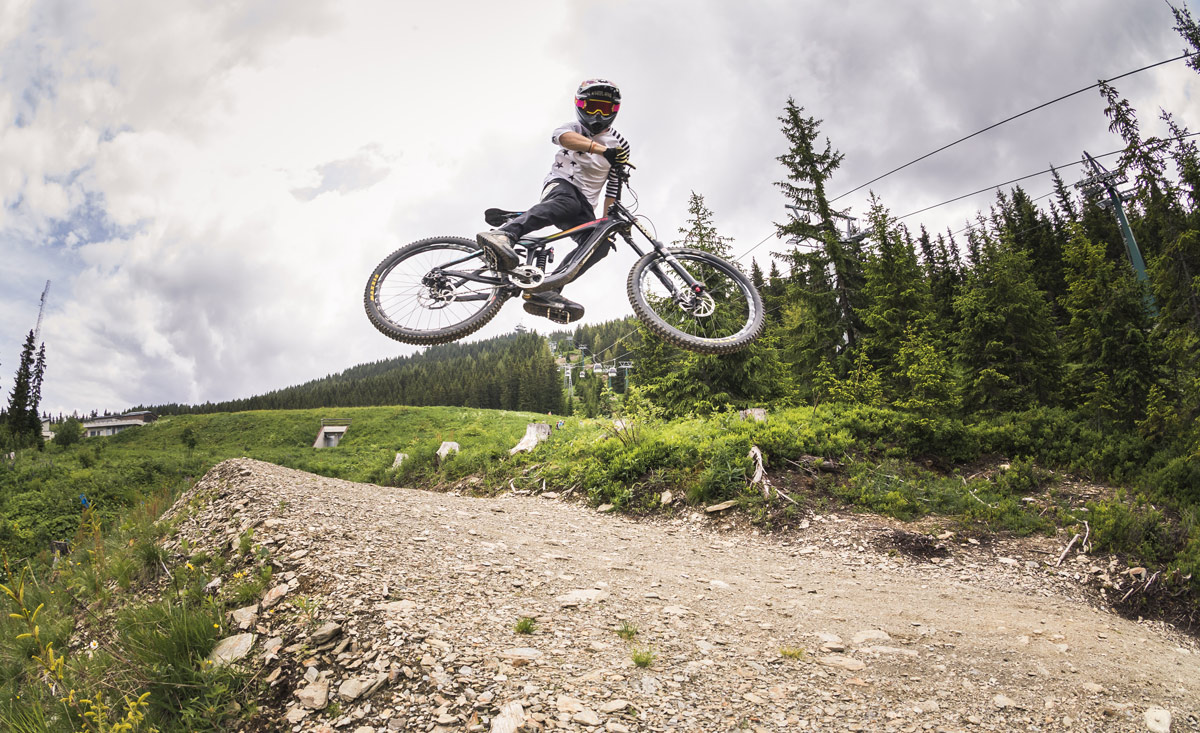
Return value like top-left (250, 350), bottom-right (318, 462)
top-left (52, 418), bottom-right (82, 447)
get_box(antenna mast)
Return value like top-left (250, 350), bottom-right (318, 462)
top-left (34, 280), bottom-right (51, 341)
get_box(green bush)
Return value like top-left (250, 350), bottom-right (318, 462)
top-left (52, 418), bottom-right (82, 447)
top-left (1087, 495), bottom-right (1174, 566)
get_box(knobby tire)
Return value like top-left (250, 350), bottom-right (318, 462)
top-left (364, 236), bottom-right (509, 346)
top-left (627, 247), bottom-right (765, 355)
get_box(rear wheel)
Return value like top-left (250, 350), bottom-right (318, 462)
top-left (627, 247), bottom-right (764, 354)
top-left (364, 236), bottom-right (509, 346)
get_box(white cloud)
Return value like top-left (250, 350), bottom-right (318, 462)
top-left (2, 0), bottom-right (1197, 414)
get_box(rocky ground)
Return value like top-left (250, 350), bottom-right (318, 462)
top-left (160, 459), bottom-right (1199, 733)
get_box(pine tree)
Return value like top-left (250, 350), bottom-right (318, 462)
top-left (773, 98), bottom-right (864, 354)
top-left (858, 195), bottom-right (934, 389)
top-left (1060, 225), bottom-right (1159, 426)
top-left (953, 234), bottom-right (1061, 412)
top-left (634, 193), bottom-right (793, 415)
top-left (5, 330), bottom-right (42, 449)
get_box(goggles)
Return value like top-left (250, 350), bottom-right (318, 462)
top-left (576, 98), bottom-right (619, 116)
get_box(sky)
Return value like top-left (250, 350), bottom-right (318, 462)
top-left (2, 0), bottom-right (1198, 416)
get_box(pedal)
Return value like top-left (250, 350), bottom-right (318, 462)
top-left (546, 308), bottom-right (573, 325)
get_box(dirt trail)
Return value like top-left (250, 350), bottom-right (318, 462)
top-left (166, 459), bottom-right (1199, 732)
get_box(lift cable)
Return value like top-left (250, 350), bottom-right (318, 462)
top-left (829, 51), bottom-right (1195, 204)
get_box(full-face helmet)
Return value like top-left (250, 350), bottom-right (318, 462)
top-left (574, 79), bottom-right (621, 135)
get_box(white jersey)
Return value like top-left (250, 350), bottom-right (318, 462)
top-left (546, 122), bottom-right (631, 206)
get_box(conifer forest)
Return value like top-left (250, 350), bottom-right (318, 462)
top-left (7, 0), bottom-right (1200, 637)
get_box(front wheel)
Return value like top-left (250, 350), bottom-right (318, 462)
top-left (627, 247), bottom-right (765, 354)
top-left (364, 236), bottom-right (509, 346)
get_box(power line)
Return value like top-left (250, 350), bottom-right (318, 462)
top-left (896, 131), bottom-right (1200, 221)
top-left (896, 156), bottom-right (1103, 221)
top-left (829, 51), bottom-right (1195, 204)
top-left (733, 231), bottom-right (778, 263)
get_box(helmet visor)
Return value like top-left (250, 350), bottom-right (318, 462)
top-left (576, 98), bottom-right (619, 117)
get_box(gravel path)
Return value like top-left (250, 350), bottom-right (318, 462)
top-left (164, 459), bottom-right (1199, 733)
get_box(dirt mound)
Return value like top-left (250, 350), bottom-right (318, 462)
top-left (160, 458), bottom-right (1199, 732)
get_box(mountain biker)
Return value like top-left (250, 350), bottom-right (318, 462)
top-left (477, 78), bottom-right (632, 324)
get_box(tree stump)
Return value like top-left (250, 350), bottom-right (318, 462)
top-left (509, 423), bottom-right (551, 455)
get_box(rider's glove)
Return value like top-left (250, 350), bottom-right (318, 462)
top-left (603, 146), bottom-right (630, 166)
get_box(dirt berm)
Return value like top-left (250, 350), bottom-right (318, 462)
top-left (162, 459), bottom-right (1199, 732)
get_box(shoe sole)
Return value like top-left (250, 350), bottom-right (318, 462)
top-left (476, 236), bottom-right (519, 270)
top-left (523, 302), bottom-right (583, 324)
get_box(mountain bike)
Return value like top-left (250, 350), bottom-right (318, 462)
top-left (363, 165), bottom-right (764, 355)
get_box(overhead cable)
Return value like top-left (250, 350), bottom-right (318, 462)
top-left (829, 51), bottom-right (1195, 204)
top-left (896, 131), bottom-right (1200, 220)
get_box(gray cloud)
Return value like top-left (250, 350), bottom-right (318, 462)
top-left (3, 0), bottom-right (1196, 414)
top-left (291, 145), bottom-right (393, 201)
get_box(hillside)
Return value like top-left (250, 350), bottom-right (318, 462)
top-left (130, 318), bottom-right (643, 418)
top-left (159, 458), bottom-right (1196, 731)
top-left (3, 403), bottom-right (1198, 731)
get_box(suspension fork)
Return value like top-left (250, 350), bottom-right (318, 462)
top-left (611, 200), bottom-right (705, 296)
top-left (632, 228), bottom-right (706, 295)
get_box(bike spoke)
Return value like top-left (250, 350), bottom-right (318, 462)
top-left (639, 255), bottom-right (753, 341)
top-left (372, 246), bottom-right (500, 332)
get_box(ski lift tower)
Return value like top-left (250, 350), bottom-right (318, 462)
top-left (1075, 151), bottom-right (1156, 314)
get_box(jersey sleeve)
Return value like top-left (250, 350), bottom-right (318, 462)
top-left (604, 130), bottom-right (631, 201)
top-left (551, 122), bottom-right (582, 146)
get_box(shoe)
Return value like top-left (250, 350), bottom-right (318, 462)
top-left (476, 230), bottom-right (520, 270)
top-left (523, 291), bottom-right (584, 324)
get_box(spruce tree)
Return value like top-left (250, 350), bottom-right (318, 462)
top-left (1099, 82), bottom-right (1184, 259)
top-left (953, 235), bottom-right (1061, 412)
top-left (633, 193), bottom-right (793, 415)
top-left (1170, 3), bottom-right (1200, 75)
top-left (675, 191), bottom-right (734, 256)
top-left (764, 259), bottom-right (787, 324)
top-left (5, 331), bottom-right (41, 449)
top-left (858, 195), bottom-right (934, 389)
top-left (773, 98), bottom-right (864, 355)
top-left (1060, 225), bottom-right (1159, 426)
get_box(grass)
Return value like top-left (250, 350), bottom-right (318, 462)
top-left (0, 519), bottom-right (254, 731)
top-left (513, 616), bottom-right (537, 635)
top-left (1, 400), bottom-right (1196, 726)
top-left (630, 646), bottom-right (655, 668)
top-left (780, 646), bottom-right (806, 660)
top-left (293, 596), bottom-right (321, 627)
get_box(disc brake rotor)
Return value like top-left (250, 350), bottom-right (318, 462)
top-left (417, 273), bottom-right (457, 309)
top-left (676, 290), bottom-right (716, 317)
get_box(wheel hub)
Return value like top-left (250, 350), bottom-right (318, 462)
top-left (676, 289), bottom-right (716, 317)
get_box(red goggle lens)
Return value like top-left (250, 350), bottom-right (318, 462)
top-left (576, 98), bottom-right (618, 116)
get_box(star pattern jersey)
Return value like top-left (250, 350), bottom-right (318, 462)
top-left (546, 122), bottom-right (631, 208)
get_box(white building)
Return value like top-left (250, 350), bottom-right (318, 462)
top-left (82, 411), bottom-right (157, 438)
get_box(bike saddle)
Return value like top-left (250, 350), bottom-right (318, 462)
top-left (484, 208), bottom-right (523, 227)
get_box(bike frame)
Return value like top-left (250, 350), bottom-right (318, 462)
top-left (429, 199), bottom-right (707, 301)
